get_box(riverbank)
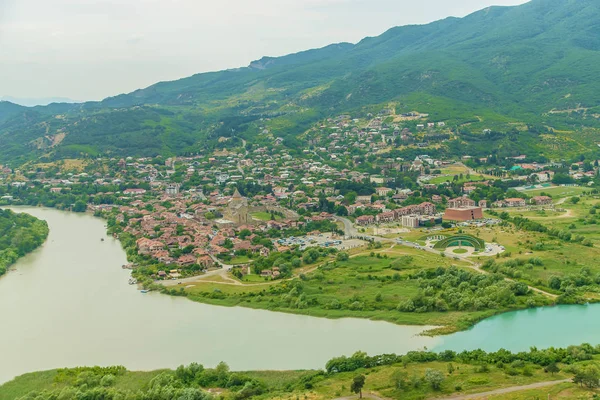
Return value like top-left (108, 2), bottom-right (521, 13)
top-left (0, 208), bottom-right (49, 278)
top-left (0, 207), bottom-right (440, 385)
top-left (0, 205), bottom-right (562, 337)
top-left (2, 345), bottom-right (595, 400)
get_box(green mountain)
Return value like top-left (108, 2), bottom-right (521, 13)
top-left (1, 0), bottom-right (600, 164)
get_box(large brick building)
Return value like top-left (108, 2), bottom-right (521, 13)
top-left (443, 207), bottom-right (484, 222)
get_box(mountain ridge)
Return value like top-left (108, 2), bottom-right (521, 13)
top-left (1, 0), bottom-right (599, 164)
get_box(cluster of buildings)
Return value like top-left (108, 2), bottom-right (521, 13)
top-left (356, 202), bottom-right (439, 227)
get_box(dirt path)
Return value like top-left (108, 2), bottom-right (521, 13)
top-left (333, 393), bottom-right (388, 400)
top-left (434, 379), bottom-right (571, 399)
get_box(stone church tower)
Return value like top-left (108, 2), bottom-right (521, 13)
top-left (224, 188), bottom-right (249, 224)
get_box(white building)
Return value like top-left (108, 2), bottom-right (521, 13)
top-left (401, 215), bottom-right (420, 228)
top-left (165, 184), bottom-right (180, 196)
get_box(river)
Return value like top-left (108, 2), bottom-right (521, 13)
top-left (0, 207), bottom-right (439, 384)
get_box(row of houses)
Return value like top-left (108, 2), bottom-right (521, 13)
top-left (355, 202), bottom-right (437, 226)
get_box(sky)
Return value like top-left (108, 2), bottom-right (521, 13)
top-left (0, 0), bottom-right (528, 103)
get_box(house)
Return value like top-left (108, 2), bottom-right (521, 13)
top-left (137, 238), bottom-right (164, 254)
top-left (177, 255), bottom-right (196, 266)
top-left (197, 255), bottom-right (216, 269)
top-left (123, 188), bottom-right (147, 196)
top-left (505, 198), bottom-right (526, 207)
top-left (356, 195), bottom-right (372, 204)
top-left (418, 202), bottom-right (437, 215)
top-left (356, 215), bottom-right (375, 226)
top-left (478, 200), bottom-right (488, 209)
top-left (376, 187), bottom-right (393, 197)
top-left (376, 211), bottom-right (396, 223)
top-left (531, 196), bottom-right (553, 206)
top-left (392, 193), bottom-right (408, 203)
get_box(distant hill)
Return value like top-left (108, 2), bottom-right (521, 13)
top-left (0, 96), bottom-right (80, 107)
top-left (1, 0), bottom-right (600, 164)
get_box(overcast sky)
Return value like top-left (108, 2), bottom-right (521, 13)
top-left (0, 0), bottom-right (528, 102)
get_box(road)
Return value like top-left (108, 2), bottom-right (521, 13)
top-left (435, 379), bottom-right (571, 399)
top-left (161, 255), bottom-right (240, 287)
top-left (333, 394), bottom-right (387, 400)
top-left (236, 139), bottom-right (249, 175)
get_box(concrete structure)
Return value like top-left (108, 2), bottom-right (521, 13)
top-left (443, 207), bottom-right (484, 222)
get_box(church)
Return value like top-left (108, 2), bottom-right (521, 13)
top-left (222, 189), bottom-right (250, 225)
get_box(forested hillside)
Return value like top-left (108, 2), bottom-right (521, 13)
top-left (1, 0), bottom-right (599, 163)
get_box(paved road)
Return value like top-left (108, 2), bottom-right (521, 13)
top-left (435, 379), bottom-right (571, 399)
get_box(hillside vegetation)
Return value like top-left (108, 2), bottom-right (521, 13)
top-left (1, 0), bottom-right (600, 163)
top-left (3, 345), bottom-right (600, 400)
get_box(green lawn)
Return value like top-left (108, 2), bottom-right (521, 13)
top-left (250, 212), bottom-right (282, 221)
top-left (228, 256), bottom-right (252, 265)
top-left (521, 185), bottom-right (589, 198)
top-left (428, 174), bottom-right (488, 185)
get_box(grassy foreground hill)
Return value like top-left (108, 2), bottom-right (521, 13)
top-left (3, 346), bottom-right (600, 400)
top-left (1, 0), bottom-right (600, 164)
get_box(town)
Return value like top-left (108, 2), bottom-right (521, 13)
top-left (0, 111), bottom-right (595, 286)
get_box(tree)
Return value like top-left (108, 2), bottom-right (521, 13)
top-left (424, 369), bottom-right (445, 390)
top-left (351, 375), bottom-right (366, 398)
top-left (336, 252), bottom-right (350, 262)
top-left (545, 362), bottom-right (560, 375)
top-left (574, 365), bottom-right (600, 388)
top-left (447, 363), bottom-right (455, 375)
top-left (73, 200), bottom-right (87, 213)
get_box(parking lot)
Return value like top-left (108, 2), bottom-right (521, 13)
top-left (276, 233), bottom-right (366, 251)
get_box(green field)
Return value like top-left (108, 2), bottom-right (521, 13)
top-left (521, 186), bottom-right (589, 198)
top-left (228, 256), bottom-right (252, 265)
top-left (250, 212), bottom-right (282, 222)
top-left (472, 196), bottom-right (600, 300)
top-left (166, 245), bottom-right (550, 334)
top-left (428, 174), bottom-right (488, 185)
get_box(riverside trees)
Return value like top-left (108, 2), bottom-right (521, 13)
top-left (0, 209), bottom-right (48, 277)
